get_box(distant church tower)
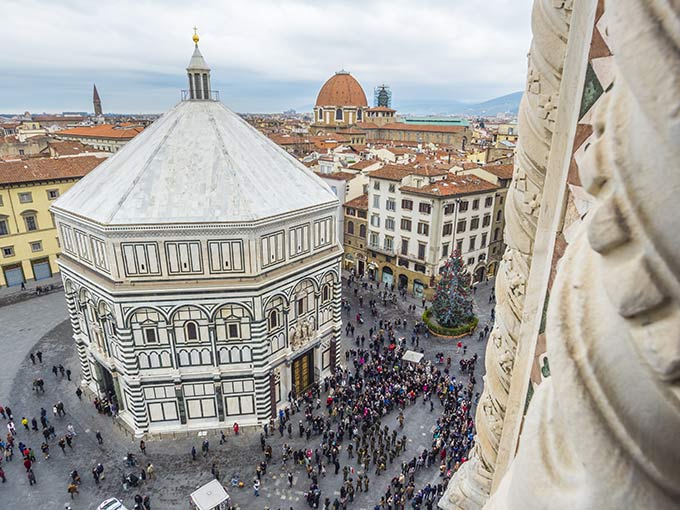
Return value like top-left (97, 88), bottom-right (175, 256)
top-left (93, 84), bottom-right (103, 116)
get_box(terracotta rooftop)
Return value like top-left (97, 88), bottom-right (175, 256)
top-left (268, 134), bottom-right (311, 145)
top-left (349, 160), bottom-right (379, 170)
top-left (482, 163), bottom-right (514, 179)
top-left (314, 171), bottom-right (356, 181)
top-left (344, 193), bottom-right (368, 210)
top-left (400, 175), bottom-right (497, 197)
top-left (368, 164), bottom-right (416, 181)
top-left (362, 122), bottom-right (467, 134)
top-left (366, 106), bottom-right (396, 113)
top-left (0, 155), bottom-right (106, 186)
top-left (58, 124), bottom-right (144, 140)
top-left (47, 140), bottom-right (96, 156)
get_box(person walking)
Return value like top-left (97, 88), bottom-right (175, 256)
top-left (253, 479), bottom-right (260, 497)
top-left (146, 463), bottom-right (155, 480)
top-left (36, 351), bottom-right (42, 363)
top-left (96, 430), bottom-right (103, 444)
top-left (67, 482), bottom-right (79, 498)
top-left (66, 369), bottom-right (72, 381)
top-left (27, 468), bottom-right (36, 486)
top-left (52, 366), bottom-right (59, 377)
top-left (30, 353), bottom-right (36, 365)
top-left (143, 495), bottom-right (151, 510)
top-left (139, 440), bottom-right (146, 455)
top-left (288, 471), bottom-right (294, 487)
top-left (191, 446), bottom-right (197, 460)
top-left (75, 387), bottom-right (82, 400)
top-left (0, 466), bottom-right (5, 483)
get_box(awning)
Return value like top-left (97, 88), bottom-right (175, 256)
top-left (402, 350), bottom-right (424, 364)
top-left (190, 479), bottom-right (230, 510)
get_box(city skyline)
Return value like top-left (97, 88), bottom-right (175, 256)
top-left (1, 0), bottom-right (532, 113)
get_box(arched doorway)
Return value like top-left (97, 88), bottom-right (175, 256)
top-left (474, 265), bottom-right (486, 283)
top-left (398, 274), bottom-right (408, 290)
top-left (486, 261), bottom-right (497, 278)
top-left (381, 266), bottom-right (394, 287)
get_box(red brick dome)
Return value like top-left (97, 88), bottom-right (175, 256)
top-left (315, 71), bottom-right (368, 107)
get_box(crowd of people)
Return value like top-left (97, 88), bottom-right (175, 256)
top-left (0, 269), bottom-right (490, 510)
top-left (219, 272), bottom-right (485, 510)
top-left (0, 354), bottom-right (154, 510)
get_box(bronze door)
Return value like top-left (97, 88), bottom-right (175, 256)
top-left (292, 350), bottom-right (314, 397)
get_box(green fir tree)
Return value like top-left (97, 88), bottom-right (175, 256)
top-left (431, 251), bottom-right (475, 328)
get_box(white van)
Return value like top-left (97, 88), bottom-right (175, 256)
top-left (97, 498), bottom-right (130, 510)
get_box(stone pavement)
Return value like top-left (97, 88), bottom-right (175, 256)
top-left (0, 278), bottom-right (495, 510)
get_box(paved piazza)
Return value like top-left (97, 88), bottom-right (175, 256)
top-left (0, 276), bottom-right (494, 510)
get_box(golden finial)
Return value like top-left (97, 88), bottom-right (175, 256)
top-left (192, 26), bottom-right (199, 46)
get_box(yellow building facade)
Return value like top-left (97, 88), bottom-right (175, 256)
top-left (0, 156), bottom-right (105, 287)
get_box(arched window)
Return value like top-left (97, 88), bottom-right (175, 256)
top-left (347, 221), bottom-right (354, 235)
top-left (318, 109), bottom-right (323, 121)
top-left (322, 285), bottom-right (330, 303)
top-left (335, 108), bottom-right (343, 121)
top-left (185, 321), bottom-right (198, 341)
top-left (494, 228), bottom-right (501, 241)
top-left (265, 296), bottom-right (285, 333)
top-left (357, 109), bottom-right (363, 121)
top-left (269, 309), bottom-right (279, 329)
top-left (359, 224), bottom-right (366, 238)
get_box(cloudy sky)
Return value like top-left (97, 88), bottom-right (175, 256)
top-left (1, 0), bottom-right (533, 114)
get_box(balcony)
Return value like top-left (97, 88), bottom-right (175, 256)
top-left (181, 90), bottom-right (221, 101)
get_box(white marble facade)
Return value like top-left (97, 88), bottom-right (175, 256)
top-left (51, 39), bottom-right (343, 436)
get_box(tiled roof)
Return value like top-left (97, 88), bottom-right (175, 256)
top-left (368, 164), bottom-right (416, 181)
top-left (400, 175), bottom-right (497, 197)
top-left (47, 140), bottom-right (96, 156)
top-left (314, 171), bottom-right (356, 181)
top-left (482, 163), bottom-right (514, 179)
top-left (348, 160), bottom-right (378, 170)
top-left (58, 124), bottom-right (144, 140)
top-left (362, 122), bottom-right (467, 134)
top-left (366, 106), bottom-right (396, 113)
top-left (0, 155), bottom-right (106, 186)
top-left (344, 193), bottom-right (368, 210)
top-left (268, 135), bottom-right (311, 145)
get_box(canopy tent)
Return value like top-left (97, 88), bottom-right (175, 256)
top-left (402, 350), bottom-right (424, 364)
top-left (190, 479), bottom-right (231, 510)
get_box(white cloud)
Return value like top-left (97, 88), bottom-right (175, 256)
top-left (0, 0), bottom-right (533, 112)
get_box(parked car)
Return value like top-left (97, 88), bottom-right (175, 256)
top-left (97, 498), bottom-right (129, 510)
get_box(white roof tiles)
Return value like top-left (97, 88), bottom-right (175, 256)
top-left (53, 100), bottom-right (337, 225)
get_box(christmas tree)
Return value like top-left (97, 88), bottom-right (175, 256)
top-left (431, 251), bottom-right (475, 328)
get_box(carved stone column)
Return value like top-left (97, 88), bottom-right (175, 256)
top-left (441, 1), bottom-right (573, 508)
top-left (484, 1), bottom-right (680, 508)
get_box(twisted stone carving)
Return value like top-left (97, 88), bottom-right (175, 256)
top-left (440, 2), bottom-right (572, 508)
top-left (484, 1), bottom-right (680, 508)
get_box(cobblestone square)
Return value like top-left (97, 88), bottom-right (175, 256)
top-left (0, 276), bottom-right (494, 510)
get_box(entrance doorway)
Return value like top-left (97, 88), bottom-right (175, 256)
top-left (31, 257), bottom-right (52, 281)
top-left (3, 263), bottom-right (25, 287)
top-left (398, 274), bottom-right (408, 290)
top-left (382, 266), bottom-right (394, 286)
top-left (413, 279), bottom-right (425, 298)
top-left (291, 350), bottom-right (314, 398)
top-left (94, 360), bottom-right (118, 403)
top-left (358, 260), bottom-right (365, 276)
top-left (475, 266), bottom-right (486, 283)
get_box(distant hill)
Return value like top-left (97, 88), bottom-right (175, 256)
top-left (396, 91), bottom-right (523, 116)
top-left (293, 91), bottom-right (523, 117)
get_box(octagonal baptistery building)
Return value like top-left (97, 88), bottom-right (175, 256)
top-left (51, 38), bottom-right (343, 436)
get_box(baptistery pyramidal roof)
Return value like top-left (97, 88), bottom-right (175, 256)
top-left (54, 36), bottom-right (337, 226)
